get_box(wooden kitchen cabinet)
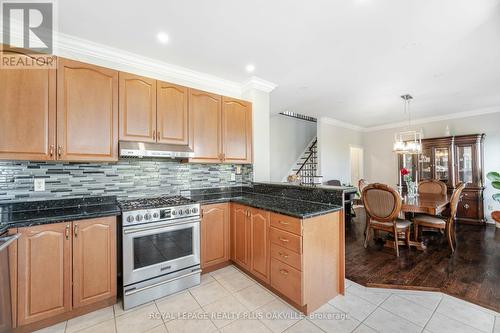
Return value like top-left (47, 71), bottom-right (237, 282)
top-left (201, 203), bottom-right (230, 270)
top-left (222, 97), bottom-right (252, 163)
top-left (249, 208), bottom-right (270, 282)
top-left (189, 89), bottom-right (222, 163)
top-left (119, 72), bottom-right (157, 143)
top-left (231, 204), bottom-right (251, 270)
top-left (0, 54), bottom-right (56, 161)
top-left (17, 222), bottom-right (72, 325)
top-left (15, 217), bottom-right (117, 329)
top-left (157, 81), bottom-right (191, 145)
top-left (57, 58), bottom-right (118, 161)
top-left (72, 217), bottom-right (117, 308)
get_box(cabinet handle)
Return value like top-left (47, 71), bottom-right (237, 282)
top-left (57, 145), bottom-right (62, 157)
top-left (279, 269), bottom-right (289, 276)
top-left (464, 203), bottom-right (470, 210)
top-left (279, 237), bottom-right (289, 243)
top-left (49, 145), bottom-right (54, 157)
top-left (65, 224), bottom-right (70, 240)
top-left (74, 224), bottom-right (78, 238)
top-left (157, 131), bottom-right (161, 140)
top-left (279, 221), bottom-right (289, 225)
top-left (153, 130), bottom-right (156, 140)
top-left (278, 252), bottom-right (289, 259)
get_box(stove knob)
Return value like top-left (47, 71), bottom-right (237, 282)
top-left (153, 212), bottom-right (159, 219)
top-left (126, 215), bottom-right (135, 223)
top-left (184, 208), bottom-right (191, 215)
top-left (144, 213), bottom-right (152, 220)
top-left (178, 209), bottom-right (183, 216)
top-left (172, 210), bottom-right (177, 216)
top-left (191, 207), bottom-right (198, 214)
top-left (135, 214), bottom-right (143, 222)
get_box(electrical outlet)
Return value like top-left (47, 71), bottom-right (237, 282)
top-left (34, 178), bottom-right (45, 192)
top-left (231, 173), bottom-right (236, 181)
top-left (235, 165), bottom-right (242, 175)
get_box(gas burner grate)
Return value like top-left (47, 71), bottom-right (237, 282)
top-left (119, 195), bottom-right (196, 211)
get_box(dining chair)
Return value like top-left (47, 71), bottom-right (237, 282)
top-left (418, 179), bottom-right (447, 195)
top-left (362, 183), bottom-right (412, 257)
top-left (413, 182), bottom-right (466, 252)
top-left (326, 179), bottom-right (342, 186)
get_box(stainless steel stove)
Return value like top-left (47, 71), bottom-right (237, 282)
top-left (119, 195), bottom-right (201, 310)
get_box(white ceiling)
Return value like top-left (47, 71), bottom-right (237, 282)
top-left (57, 0), bottom-right (500, 127)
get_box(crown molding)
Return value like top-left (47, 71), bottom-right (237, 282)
top-left (319, 117), bottom-right (365, 131)
top-left (364, 106), bottom-right (500, 132)
top-left (241, 76), bottom-right (278, 93)
top-left (51, 32), bottom-right (278, 98)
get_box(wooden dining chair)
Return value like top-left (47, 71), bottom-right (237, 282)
top-left (362, 183), bottom-right (412, 257)
top-left (418, 179), bottom-right (447, 195)
top-left (413, 182), bottom-right (465, 252)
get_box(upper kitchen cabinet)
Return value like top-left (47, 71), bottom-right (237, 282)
top-left (222, 97), bottom-right (253, 164)
top-left (119, 72), bottom-right (157, 142)
top-left (57, 58), bottom-right (118, 161)
top-left (0, 53), bottom-right (56, 161)
top-left (189, 89), bottom-right (223, 163)
top-left (157, 81), bottom-right (191, 145)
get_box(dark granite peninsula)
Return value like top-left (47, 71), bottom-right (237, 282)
top-left (0, 196), bottom-right (121, 233)
top-left (187, 182), bottom-right (346, 218)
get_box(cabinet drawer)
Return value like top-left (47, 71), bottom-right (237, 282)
top-left (271, 243), bottom-right (301, 271)
top-left (270, 213), bottom-right (302, 235)
top-left (271, 259), bottom-right (302, 305)
top-left (270, 227), bottom-right (302, 254)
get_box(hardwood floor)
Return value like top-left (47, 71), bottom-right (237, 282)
top-left (346, 206), bottom-right (500, 312)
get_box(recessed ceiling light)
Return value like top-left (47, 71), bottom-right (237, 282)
top-left (157, 32), bottom-right (169, 44)
top-left (245, 64), bottom-right (255, 73)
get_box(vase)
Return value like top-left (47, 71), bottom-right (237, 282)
top-left (406, 181), bottom-right (417, 197)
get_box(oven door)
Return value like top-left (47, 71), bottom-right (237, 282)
top-left (122, 217), bottom-right (200, 286)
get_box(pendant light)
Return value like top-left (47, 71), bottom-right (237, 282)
top-left (393, 94), bottom-right (422, 154)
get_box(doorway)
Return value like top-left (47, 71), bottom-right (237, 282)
top-left (350, 146), bottom-right (364, 186)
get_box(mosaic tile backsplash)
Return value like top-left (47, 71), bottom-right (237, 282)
top-left (0, 159), bottom-right (253, 202)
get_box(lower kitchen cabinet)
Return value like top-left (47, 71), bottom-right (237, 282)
top-left (249, 208), bottom-right (270, 283)
top-left (17, 222), bottom-right (72, 326)
top-left (201, 203), bottom-right (230, 270)
top-left (72, 217), bottom-right (117, 308)
top-left (231, 204), bottom-right (251, 270)
top-left (15, 216), bottom-right (117, 328)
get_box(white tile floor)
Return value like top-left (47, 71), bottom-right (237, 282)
top-left (35, 265), bottom-right (500, 333)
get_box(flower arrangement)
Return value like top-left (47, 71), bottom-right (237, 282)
top-left (400, 168), bottom-right (416, 196)
top-left (400, 168), bottom-right (411, 181)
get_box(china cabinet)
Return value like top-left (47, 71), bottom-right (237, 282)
top-left (397, 134), bottom-right (485, 224)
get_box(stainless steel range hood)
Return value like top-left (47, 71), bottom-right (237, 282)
top-left (119, 141), bottom-right (194, 159)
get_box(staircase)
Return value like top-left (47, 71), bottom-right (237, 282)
top-left (286, 138), bottom-right (322, 186)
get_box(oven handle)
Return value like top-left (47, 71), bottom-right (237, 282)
top-left (124, 269), bottom-right (202, 296)
top-left (0, 234), bottom-right (20, 253)
top-left (123, 218), bottom-right (200, 235)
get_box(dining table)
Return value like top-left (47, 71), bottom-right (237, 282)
top-left (400, 193), bottom-right (451, 250)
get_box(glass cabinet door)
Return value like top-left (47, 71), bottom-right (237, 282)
top-left (419, 148), bottom-right (432, 180)
top-left (433, 147), bottom-right (450, 184)
top-left (456, 145), bottom-right (473, 185)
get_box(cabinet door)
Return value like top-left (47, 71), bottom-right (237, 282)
top-left (189, 89), bottom-right (222, 163)
top-left (17, 223), bottom-right (72, 325)
top-left (432, 146), bottom-right (453, 187)
top-left (222, 97), bottom-right (252, 163)
top-left (73, 217), bottom-right (117, 308)
top-left (0, 55), bottom-right (56, 161)
top-left (455, 144), bottom-right (477, 187)
top-left (231, 204), bottom-right (250, 270)
top-left (201, 203), bottom-right (230, 269)
top-left (418, 148), bottom-right (432, 181)
top-left (119, 72), bottom-right (157, 142)
top-left (157, 81), bottom-right (190, 145)
top-left (250, 208), bottom-right (270, 282)
top-left (57, 58), bottom-right (118, 161)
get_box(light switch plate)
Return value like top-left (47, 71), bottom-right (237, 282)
top-left (34, 178), bottom-right (45, 192)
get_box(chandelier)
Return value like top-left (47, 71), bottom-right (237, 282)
top-left (393, 94), bottom-right (422, 154)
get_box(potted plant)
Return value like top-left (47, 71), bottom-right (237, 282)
top-left (486, 171), bottom-right (500, 227)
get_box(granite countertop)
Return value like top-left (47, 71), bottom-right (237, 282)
top-left (190, 192), bottom-right (342, 218)
top-left (0, 196), bottom-right (121, 234)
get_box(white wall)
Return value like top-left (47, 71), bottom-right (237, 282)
top-left (269, 115), bottom-right (317, 181)
top-left (363, 111), bottom-right (500, 222)
top-left (317, 118), bottom-right (363, 185)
